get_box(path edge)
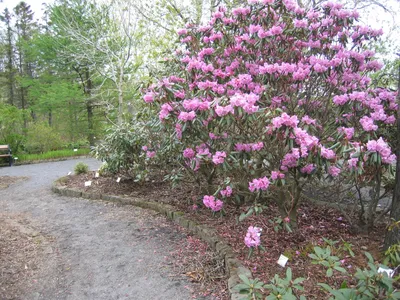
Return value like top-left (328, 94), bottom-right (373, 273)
top-left (52, 177), bottom-right (252, 300)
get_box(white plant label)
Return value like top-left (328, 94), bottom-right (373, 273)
top-left (116, 177), bottom-right (121, 183)
top-left (95, 172), bottom-right (99, 178)
top-left (378, 267), bottom-right (394, 278)
top-left (277, 254), bottom-right (289, 267)
top-left (73, 149), bottom-right (78, 152)
top-left (84, 181), bottom-right (92, 187)
top-left (67, 172), bottom-right (72, 176)
top-left (14, 157), bottom-right (18, 160)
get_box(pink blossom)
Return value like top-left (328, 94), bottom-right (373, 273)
top-left (175, 123), bottom-right (182, 139)
top-left (220, 186), bottom-right (233, 197)
top-left (177, 28), bottom-right (188, 35)
top-left (212, 151), bottom-right (227, 165)
top-left (359, 116), bottom-right (378, 131)
top-left (143, 92), bottom-right (154, 103)
top-left (271, 171), bottom-right (285, 180)
top-left (272, 113), bottom-right (299, 129)
top-left (196, 144), bottom-right (211, 157)
top-left (301, 164), bottom-right (315, 174)
top-left (215, 105), bottom-right (234, 117)
top-left (347, 158), bottom-right (359, 169)
top-left (366, 137), bottom-right (395, 164)
top-left (328, 166), bottom-right (341, 177)
top-left (244, 226), bottom-right (262, 248)
top-left (203, 195), bottom-right (224, 212)
top-left (141, 146), bottom-right (148, 151)
top-left (249, 177), bottom-right (270, 192)
top-left (281, 148), bottom-right (300, 168)
top-left (301, 115), bottom-right (316, 125)
top-left (338, 127), bottom-right (354, 140)
top-left (183, 148), bottom-right (196, 159)
top-left (178, 111), bottom-right (196, 122)
top-left (146, 151), bottom-right (156, 158)
top-left (320, 146), bottom-right (336, 160)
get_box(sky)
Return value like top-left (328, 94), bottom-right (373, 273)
top-left (0, 0), bottom-right (53, 21)
top-left (0, 0), bottom-right (398, 55)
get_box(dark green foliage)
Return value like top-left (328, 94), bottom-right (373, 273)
top-left (74, 162), bottom-right (89, 174)
top-left (92, 122), bottom-right (149, 180)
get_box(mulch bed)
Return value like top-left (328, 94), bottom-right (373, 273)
top-left (0, 213), bottom-right (51, 300)
top-left (62, 169), bottom-right (395, 299)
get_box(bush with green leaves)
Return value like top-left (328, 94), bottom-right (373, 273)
top-left (24, 122), bottom-right (64, 154)
top-left (92, 121), bottom-right (154, 181)
top-left (236, 251), bottom-right (400, 299)
top-left (0, 103), bottom-right (25, 154)
top-left (235, 268), bottom-right (305, 300)
top-left (74, 162), bottom-right (89, 175)
top-left (309, 246), bottom-right (347, 277)
top-left (384, 243), bottom-right (400, 269)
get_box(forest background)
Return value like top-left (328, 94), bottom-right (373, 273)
top-left (0, 0), bottom-right (399, 156)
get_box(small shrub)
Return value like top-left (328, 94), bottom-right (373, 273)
top-left (98, 162), bottom-right (109, 176)
top-left (24, 123), bottom-right (64, 154)
top-left (383, 243), bottom-right (400, 268)
top-left (74, 162), bottom-right (89, 175)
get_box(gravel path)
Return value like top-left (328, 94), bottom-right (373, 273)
top-left (0, 158), bottom-right (193, 300)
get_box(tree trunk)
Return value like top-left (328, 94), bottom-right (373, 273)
top-left (48, 110), bottom-right (52, 127)
top-left (87, 101), bottom-right (95, 147)
top-left (384, 59), bottom-right (400, 250)
top-left (117, 66), bottom-right (124, 124)
top-left (85, 69), bottom-right (95, 147)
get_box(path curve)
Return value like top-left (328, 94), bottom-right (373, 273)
top-left (0, 158), bottom-right (193, 300)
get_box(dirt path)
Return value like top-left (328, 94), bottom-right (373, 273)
top-left (0, 158), bottom-right (195, 300)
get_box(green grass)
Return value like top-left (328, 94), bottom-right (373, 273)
top-left (15, 148), bottom-right (91, 163)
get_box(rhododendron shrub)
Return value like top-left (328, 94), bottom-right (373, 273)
top-left (144, 0), bottom-right (397, 229)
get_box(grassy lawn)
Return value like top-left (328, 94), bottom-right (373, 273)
top-left (15, 148), bottom-right (91, 163)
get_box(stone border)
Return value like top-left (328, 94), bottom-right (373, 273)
top-left (52, 177), bottom-right (251, 300)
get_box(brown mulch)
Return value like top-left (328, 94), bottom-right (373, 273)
top-left (0, 176), bottom-right (29, 190)
top-left (0, 213), bottom-right (54, 300)
top-left (61, 169), bottom-right (395, 299)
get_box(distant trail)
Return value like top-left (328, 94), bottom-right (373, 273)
top-left (0, 158), bottom-right (193, 300)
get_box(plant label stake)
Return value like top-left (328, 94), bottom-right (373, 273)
top-left (95, 172), bottom-right (99, 178)
top-left (68, 172), bottom-right (72, 175)
top-left (116, 177), bottom-right (121, 183)
top-left (85, 181), bottom-right (92, 187)
top-left (277, 254), bottom-right (289, 267)
top-left (378, 267), bottom-right (394, 278)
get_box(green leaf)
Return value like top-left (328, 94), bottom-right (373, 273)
top-left (286, 267), bottom-right (292, 281)
top-left (334, 266), bottom-right (347, 274)
top-left (238, 274), bottom-right (251, 286)
top-left (326, 268), bottom-right (333, 277)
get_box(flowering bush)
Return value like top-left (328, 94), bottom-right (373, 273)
top-left (144, 0), bottom-right (397, 229)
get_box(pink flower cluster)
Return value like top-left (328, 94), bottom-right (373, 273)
top-left (244, 226), bottom-right (262, 248)
top-left (146, 151), bottom-right (156, 158)
top-left (328, 166), bottom-right (341, 177)
top-left (272, 113), bottom-right (299, 129)
top-left (144, 0), bottom-right (397, 207)
top-left (249, 177), bottom-right (270, 192)
top-left (212, 151), bottom-right (227, 165)
top-left (220, 186), bottom-right (233, 197)
top-left (183, 148), bottom-right (196, 159)
top-left (178, 111), bottom-right (196, 122)
top-left (366, 137), bottom-right (396, 164)
top-left (271, 171), bottom-right (285, 180)
top-left (229, 93), bottom-right (260, 114)
top-left (300, 164), bottom-right (315, 174)
top-left (235, 142), bottom-right (263, 152)
top-left (360, 116), bottom-right (378, 132)
top-left (338, 127), bottom-right (354, 140)
top-left (203, 195), bottom-right (224, 212)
